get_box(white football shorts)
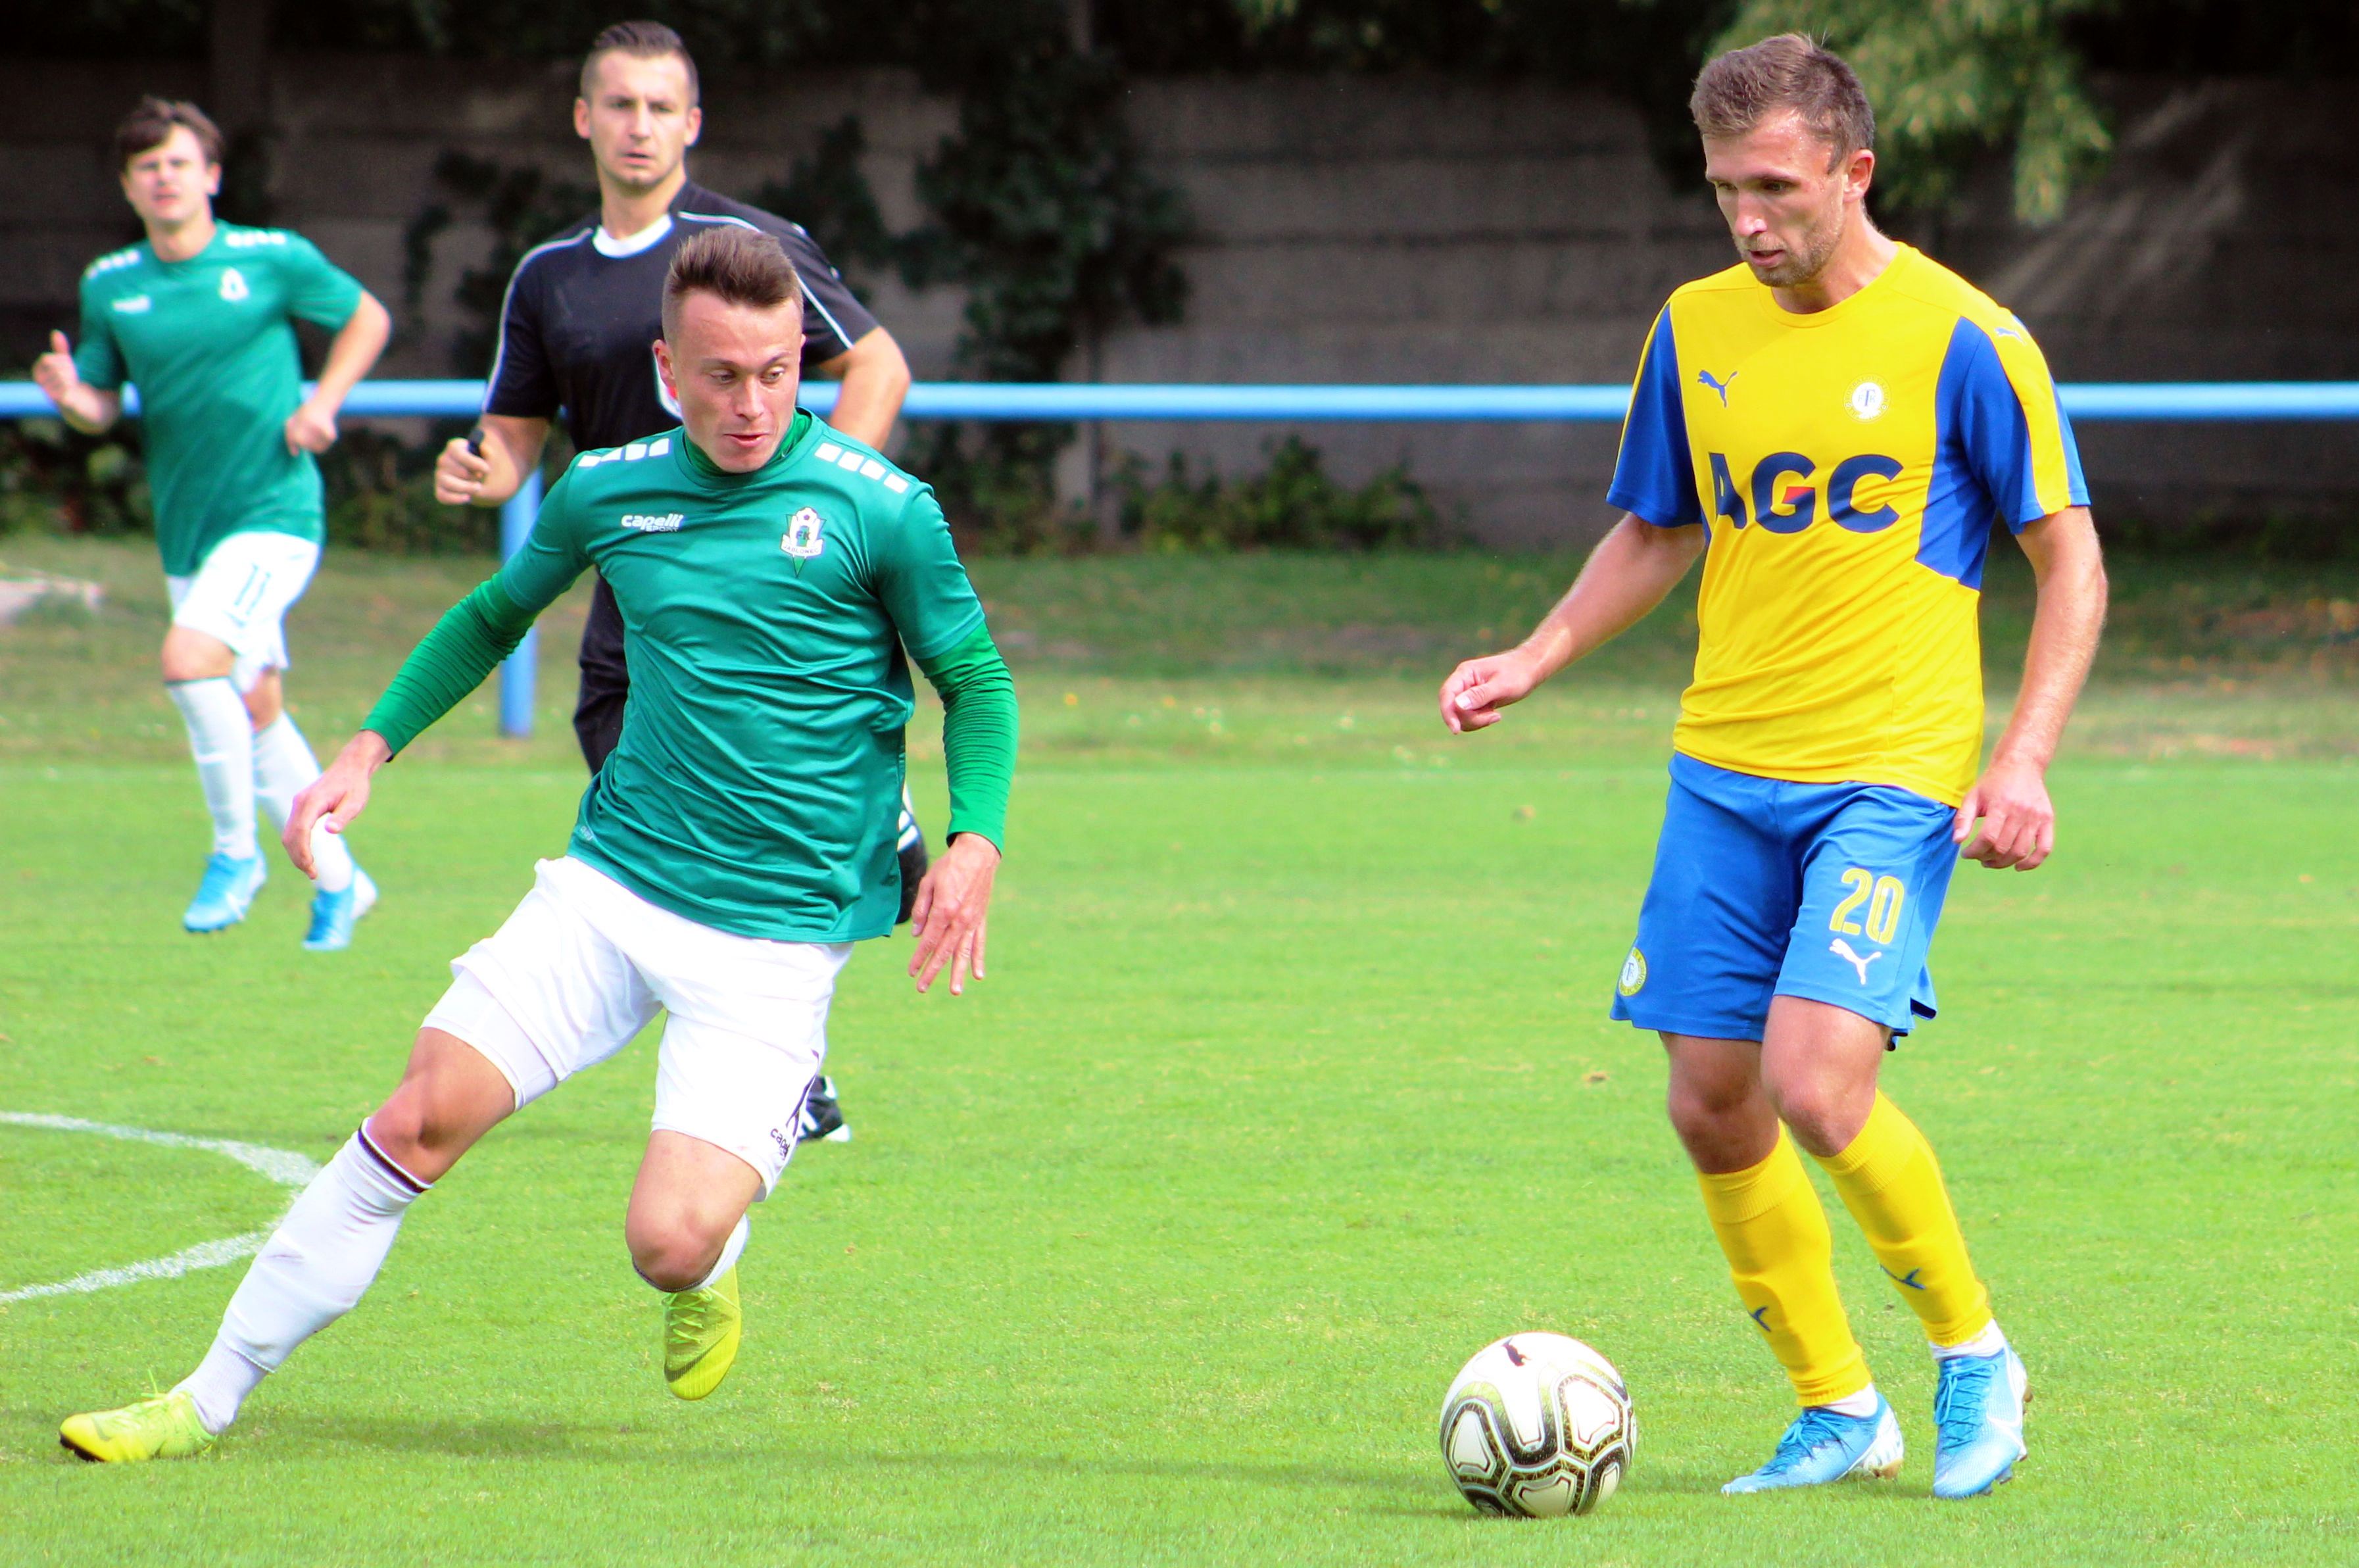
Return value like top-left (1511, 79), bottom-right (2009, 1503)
top-left (422, 855), bottom-right (851, 1197)
top-left (164, 529), bottom-right (321, 693)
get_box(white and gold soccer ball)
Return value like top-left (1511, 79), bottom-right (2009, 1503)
top-left (1438, 1333), bottom-right (1636, 1517)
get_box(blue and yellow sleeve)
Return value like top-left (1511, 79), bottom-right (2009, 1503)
top-left (1605, 308), bottom-right (1704, 529)
top-left (1935, 314), bottom-right (2089, 531)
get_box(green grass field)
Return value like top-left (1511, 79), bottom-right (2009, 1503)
top-left (2, 537), bottom-right (2356, 1565)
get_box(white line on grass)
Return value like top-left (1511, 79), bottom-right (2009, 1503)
top-left (0, 1112), bottom-right (320, 1304)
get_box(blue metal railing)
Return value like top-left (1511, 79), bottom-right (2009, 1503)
top-left (7, 379), bottom-right (2359, 423)
top-left (8, 377), bottom-right (2355, 737)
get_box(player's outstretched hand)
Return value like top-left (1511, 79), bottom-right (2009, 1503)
top-left (31, 331), bottom-right (79, 403)
top-left (908, 833), bottom-right (1000, 996)
top-left (1954, 757), bottom-right (2055, 871)
top-left (435, 436), bottom-right (492, 505)
top-left (287, 731), bottom-right (393, 879)
top-left (284, 397), bottom-right (339, 454)
top-left (1439, 649), bottom-right (1542, 734)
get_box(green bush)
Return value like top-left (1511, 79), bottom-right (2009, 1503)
top-left (320, 428), bottom-right (495, 556)
top-left (0, 415), bottom-right (150, 539)
top-left (1113, 437), bottom-right (1455, 552)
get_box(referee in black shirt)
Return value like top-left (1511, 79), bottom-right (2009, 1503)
top-left (435, 20), bottom-right (915, 1143)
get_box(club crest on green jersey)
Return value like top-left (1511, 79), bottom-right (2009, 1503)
top-left (783, 506), bottom-right (827, 570)
top-left (218, 268), bottom-right (249, 303)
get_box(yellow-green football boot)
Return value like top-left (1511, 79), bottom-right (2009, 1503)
top-left (60, 1390), bottom-right (214, 1463)
top-left (662, 1266), bottom-right (741, 1400)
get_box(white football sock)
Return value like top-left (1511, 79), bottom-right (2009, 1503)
top-left (1817, 1383), bottom-right (1882, 1419)
top-left (175, 1126), bottom-right (429, 1433)
top-left (692, 1214), bottom-right (749, 1292)
top-left (1930, 1321), bottom-right (2008, 1360)
top-left (167, 677), bottom-right (258, 860)
top-left (253, 715), bottom-right (354, 893)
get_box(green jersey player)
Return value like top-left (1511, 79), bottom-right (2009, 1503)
top-left (33, 97), bottom-right (391, 948)
top-left (58, 226), bottom-right (1019, 1462)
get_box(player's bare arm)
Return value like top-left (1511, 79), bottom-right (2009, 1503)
top-left (1954, 506), bottom-right (2106, 872)
top-left (434, 414), bottom-right (551, 506)
top-left (285, 290), bottom-right (391, 454)
top-left (1440, 516), bottom-right (1703, 733)
top-left (31, 331), bottom-right (123, 433)
top-left (814, 326), bottom-right (913, 450)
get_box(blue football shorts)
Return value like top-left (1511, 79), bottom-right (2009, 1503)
top-left (1609, 754), bottom-right (1962, 1042)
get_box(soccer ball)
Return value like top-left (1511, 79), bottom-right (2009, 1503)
top-left (1438, 1333), bottom-right (1635, 1517)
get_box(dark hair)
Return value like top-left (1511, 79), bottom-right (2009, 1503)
top-left (662, 226), bottom-right (804, 336)
top-left (581, 19), bottom-right (700, 106)
top-left (1690, 34), bottom-right (1876, 164)
top-left (113, 96), bottom-right (224, 172)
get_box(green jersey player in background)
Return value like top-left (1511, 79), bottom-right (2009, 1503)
top-left (59, 226), bottom-right (1018, 1462)
top-left (34, 97), bottom-right (392, 950)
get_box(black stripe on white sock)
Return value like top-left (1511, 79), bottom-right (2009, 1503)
top-left (355, 1123), bottom-right (431, 1196)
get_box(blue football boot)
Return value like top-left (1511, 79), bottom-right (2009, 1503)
top-left (1932, 1345), bottom-right (2028, 1499)
top-left (1722, 1395), bottom-right (1905, 1494)
top-left (303, 868), bottom-right (378, 952)
top-left (183, 852), bottom-right (267, 933)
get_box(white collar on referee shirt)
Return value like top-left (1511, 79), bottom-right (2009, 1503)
top-left (593, 213), bottom-right (675, 258)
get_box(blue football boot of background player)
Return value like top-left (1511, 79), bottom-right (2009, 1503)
top-left (1722, 1394), bottom-right (1905, 1494)
top-left (303, 867), bottom-right (378, 952)
top-left (183, 851), bottom-right (266, 933)
top-left (1932, 1344), bottom-right (2029, 1498)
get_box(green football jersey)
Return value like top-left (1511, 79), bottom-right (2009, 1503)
top-left (498, 412), bottom-right (988, 942)
top-left (73, 224), bottom-right (364, 577)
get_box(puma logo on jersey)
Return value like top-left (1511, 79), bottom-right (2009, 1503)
top-left (111, 294), bottom-right (153, 314)
top-left (1830, 938), bottom-right (1884, 985)
top-left (620, 512), bottom-right (684, 532)
top-left (1697, 369), bottom-right (1739, 406)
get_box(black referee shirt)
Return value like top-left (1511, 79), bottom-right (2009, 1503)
top-left (481, 180), bottom-right (879, 451)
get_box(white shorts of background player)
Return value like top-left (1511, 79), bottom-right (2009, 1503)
top-left (423, 854), bottom-right (849, 1195)
top-left (164, 530), bottom-right (320, 694)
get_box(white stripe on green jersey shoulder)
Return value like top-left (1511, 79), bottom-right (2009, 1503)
top-left (220, 228), bottom-right (293, 249)
top-left (812, 439), bottom-right (913, 495)
top-left (85, 247), bottom-right (143, 281)
top-left (573, 434), bottom-right (673, 470)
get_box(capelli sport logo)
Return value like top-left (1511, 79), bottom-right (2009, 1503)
top-left (620, 512), bottom-right (683, 532)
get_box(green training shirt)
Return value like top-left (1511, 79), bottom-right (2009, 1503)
top-left (73, 224), bottom-right (364, 577)
top-left (453, 412), bottom-right (993, 942)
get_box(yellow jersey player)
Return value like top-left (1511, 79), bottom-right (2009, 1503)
top-left (1440, 35), bottom-right (2106, 1500)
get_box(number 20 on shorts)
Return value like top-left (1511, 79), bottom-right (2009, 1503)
top-left (1830, 868), bottom-right (1905, 944)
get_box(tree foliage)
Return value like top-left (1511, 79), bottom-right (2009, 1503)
top-left (1709, 0), bottom-right (2110, 223)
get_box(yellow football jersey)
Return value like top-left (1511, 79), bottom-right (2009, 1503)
top-left (1607, 244), bottom-right (2088, 806)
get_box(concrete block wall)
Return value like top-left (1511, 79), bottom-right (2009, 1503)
top-left (6, 59), bottom-right (2352, 546)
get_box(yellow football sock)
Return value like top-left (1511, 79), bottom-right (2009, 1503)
top-left (1696, 1131), bottom-right (1869, 1406)
top-left (1814, 1092), bottom-right (1993, 1348)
